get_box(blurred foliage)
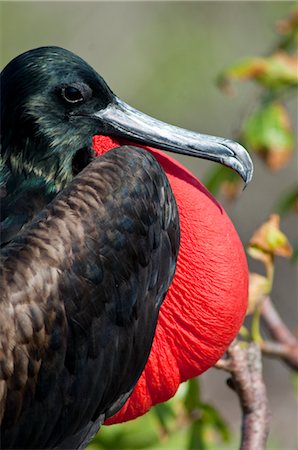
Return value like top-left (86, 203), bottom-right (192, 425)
top-left (242, 101), bottom-right (294, 170)
top-left (89, 380), bottom-right (231, 450)
top-left (205, 7), bottom-right (298, 202)
top-left (246, 214), bottom-right (293, 343)
top-left (247, 214), bottom-right (293, 262)
top-left (204, 165), bottom-right (241, 201)
top-left (218, 52), bottom-right (298, 90)
top-left (275, 186), bottom-right (298, 214)
top-left (88, 8), bottom-right (297, 450)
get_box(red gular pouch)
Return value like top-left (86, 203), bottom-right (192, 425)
top-left (92, 135), bottom-right (123, 156)
top-left (92, 135), bottom-right (248, 426)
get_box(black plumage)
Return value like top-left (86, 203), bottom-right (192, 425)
top-left (0, 146), bottom-right (179, 449)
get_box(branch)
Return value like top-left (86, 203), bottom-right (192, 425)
top-left (215, 342), bottom-right (271, 450)
top-left (261, 296), bottom-right (298, 370)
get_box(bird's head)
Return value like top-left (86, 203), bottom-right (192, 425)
top-left (1, 46), bottom-right (253, 191)
top-left (1, 47), bottom-right (116, 188)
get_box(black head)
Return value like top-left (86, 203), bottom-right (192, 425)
top-left (1, 46), bottom-right (253, 191)
top-left (1, 46), bottom-right (115, 187)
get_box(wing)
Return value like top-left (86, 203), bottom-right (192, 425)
top-left (0, 146), bottom-right (180, 449)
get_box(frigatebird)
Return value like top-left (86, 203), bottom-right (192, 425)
top-left (0, 47), bottom-right (253, 449)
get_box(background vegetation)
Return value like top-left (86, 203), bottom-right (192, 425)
top-left (1, 2), bottom-right (297, 449)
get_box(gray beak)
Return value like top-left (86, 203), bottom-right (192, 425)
top-left (93, 97), bottom-right (253, 185)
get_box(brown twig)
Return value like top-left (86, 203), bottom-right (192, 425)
top-left (260, 296), bottom-right (298, 370)
top-left (215, 342), bottom-right (271, 450)
top-left (260, 340), bottom-right (298, 368)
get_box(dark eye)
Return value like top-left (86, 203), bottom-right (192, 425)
top-left (63, 86), bottom-right (83, 103)
top-left (60, 83), bottom-right (92, 104)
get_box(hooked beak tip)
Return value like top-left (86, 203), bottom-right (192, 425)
top-left (226, 140), bottom-right (254, 186)
top-left (245, 167), bottom-right (254, 186)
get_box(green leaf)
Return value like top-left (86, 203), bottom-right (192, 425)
top-left (152, 401), bottom-right (176, 432)
top-left (204, 165), bottom-right (241, 199)
top-left (89, 413), bottom-right (160, 449)
top-left (200, 403), bottom-right (231, 442)
top-left (242, 101), bottom-right (294, 169)
top-left (188, 420), bottom-right (211, 450)
top-left (183, 379), bottom-right (231, 449)
top-left (184, 378), bottom-right (201, 413)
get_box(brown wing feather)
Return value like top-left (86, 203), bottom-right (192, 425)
top-left (0, 146), bottom-right (180, 449)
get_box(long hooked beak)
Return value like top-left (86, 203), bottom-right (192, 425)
top-left (93, 97), bottom-right (253, 185)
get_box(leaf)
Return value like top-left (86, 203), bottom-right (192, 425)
top-left (200, 404), bottom-right (231, 442)
top-left (183, 379), bottom-right (231, 449)
top-left (204, 165), bottom-right (243, 199)
top-left (90, 412), bottom-right (160, 449)
top-left (276, 8), bottom-right (298, 37)
top-left (247, 214), bottom-right (293, 259)
top-left (188, 420), bottom-right (210, 450)
top-left (275, 8), bottom-right (298, 52)
top-left (218, 52), bottom-right (298, 90)
top-left (152, 402), bottom-right (176, 434)
top-left (246, 245), bottom-right (273, 269)
top-left (184, 378), bottom-right (201, 413)
top-left (260, 52), bottom-right (298, 88)
top-left (239, 325), bottom-right (250, 339)
top-left (242, 101), bottom-right (294, 170)
top-left (187, 403), bottom-right (231, 449)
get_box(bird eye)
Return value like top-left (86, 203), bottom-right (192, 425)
top-left (58, 82), bottom-right (92, 105)
top-left (62, 86), bottom-right (84, 103)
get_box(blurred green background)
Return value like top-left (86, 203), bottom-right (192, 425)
top-left (1, 2), bottom-right (297, 449)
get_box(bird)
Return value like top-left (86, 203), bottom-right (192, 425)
top-left (0, 47), bottom-right (253, 449)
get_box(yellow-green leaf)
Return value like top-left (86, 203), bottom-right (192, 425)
top-left (248, 214), bottom-right (293, 258)
top-left (218, 52), bottom-right (298, 90)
